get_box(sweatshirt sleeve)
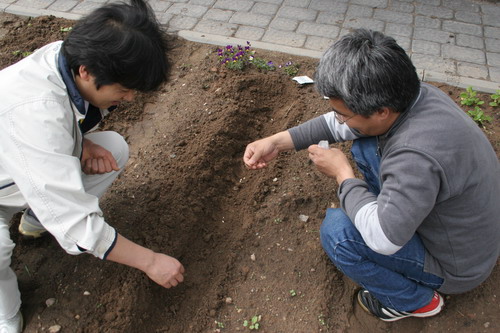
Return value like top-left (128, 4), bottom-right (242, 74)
top-left (0, 99), bottom-right (116, 259)
top-left (288, 112), bottom-right (360, 150)
top-left (339, 147), bottom-right (442, 254)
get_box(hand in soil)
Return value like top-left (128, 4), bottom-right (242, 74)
top-left (145, 253), bottom-right (185, 288)
top-left (243, 131), bottom-right (294, 169)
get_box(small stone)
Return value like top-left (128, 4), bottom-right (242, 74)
top-left (225, 297), bottom-right (233, 304)
top-left (484, 322), bottom-right (490, 328)
top-left (250, 253), bottom-right (256, 261)
top-left (74, 315), bottom-right (80, 320)
top-left (48, 325), bottom-right (61, 333)
top-left (272, 178), bottom-right (278, 182)
top-left (298, 214), bottom-right (309, 222)
top-left (45, 298), bottom-right (56, 307)
top-left (83, 291), bottom-right (91, 296)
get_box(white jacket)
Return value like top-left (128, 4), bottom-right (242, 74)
top-left (0, 41), bottom-right (116, 259)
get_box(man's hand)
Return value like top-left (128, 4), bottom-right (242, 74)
top-left (243, 131), bottom-right (295, 169)
top-left (308, 144), bottom-right (356, 184)
top-left (81, 138), bottom-right (120, 174)
top-left (144, 253), bottom-right (185, 288)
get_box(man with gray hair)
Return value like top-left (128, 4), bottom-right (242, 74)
top-left (244, 29), bottom-right (499, 321)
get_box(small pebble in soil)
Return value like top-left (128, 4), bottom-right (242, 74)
top-left (225, 297), bottom-right (233, 304)
top-left (299, 214), bottom-right (309, 222)
top-left (83, 291), bottom-right (91, 296)
top-left (48, 325), bottom-right (61, 333)
top-left (45, 298), bottom-right (56, 307)
top-left (250, 253), bottom-right (256, 261)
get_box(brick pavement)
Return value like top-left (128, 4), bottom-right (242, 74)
top-left (1, 0), bottom-right (499, 92)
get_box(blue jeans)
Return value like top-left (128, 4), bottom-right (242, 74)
top-left (320, 137), bottom-right (444, 312)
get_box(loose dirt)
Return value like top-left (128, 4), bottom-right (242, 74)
top-left (2, 13), bottom-right (499, 333)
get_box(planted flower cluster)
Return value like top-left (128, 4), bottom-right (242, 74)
top-left (217, 42), bottom-right (299, 76)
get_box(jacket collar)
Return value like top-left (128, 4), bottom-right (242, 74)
top-left (380, 86), bottom-right (422, 140)
top-left (57, 50), bottom-right (86, 115)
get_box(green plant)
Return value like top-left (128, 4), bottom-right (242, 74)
top-left (243, 315), bottom-right (261, 330)
top-left (460, 86), bottom-right (484, 107)
top-left (217, 42), bottom-right (254, 71)
top-left (280, 61), bottom-right (300, 76)
top-left (467, 106), bottom-right (492, 125)
top-left (60, 26), bottom-right (72, 32)
top-left (12, 50), bottom-right (32, 57)
top-left (251, 57), bottom-right (276, 71)
top-left (215, 321), bottom-right (225, 329)
top-left (289, 289), bottom-right (297, 297)
top-left (490, 90), bottom-right (500, 107)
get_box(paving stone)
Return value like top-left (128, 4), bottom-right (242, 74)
top-left (456, 62), bottom-right (489, 80)
top-left (0, 0), bottom-right (16, 4)
top-left (204, 8), bottom-right (233, 22)
top-left (168, 15), bottom-right (199, 30)
top-left (385, 23), bottom-right (413, 37)
top-left (297, 22), bottom-right (339, 39)
top-left (442, 0), bottom-right (479, 12)
top-left (310, 0), bottom-right (348, 12)
top-left (442, 44), bottom-right (486, 64)
top-left (14, 0), bottom-right (58, 9)
top-left (252, 2), bottom-right (279, 16)
top-left (487, 52), bottom-right (500, 67)
top-left (166, 3), bottom-right (208, 18)
top-left (455, 34), bottom-right (484, 50)
top-left (388, 1), bottom-right (414, 13)
top-left (214, 0), bottom-right (253, 12)
top-left (414, 27), bottom-right (455, 43)
top-left (157, 12), bottom-right (174, 25)
top-left (454, 11), bottom-right (481, 24)
top-left (235, 25), bottom-right (265, 40)
top-left (489, 67), bottom-right (500, 83)
top-left (374, 9), bottom-right (413, 24)
top-left (416, 4), bottom-right (453, 19)
top-left (305, 35), bottom-right (335, 52)
top-left (262, 29), bottom-right (306, 47)
top-left (415, 16), bottom-right (441, 29)
top-left (270, 17), bottom-right (298, 31)
top-left (149, 0), bottom-right (173, 12)
top-left (230, 12), bottom-right (273, 28)
top-left (284, 0), bottom-right (310, 8)
top-left (193, 20), bottom-right (238, 36)
top-left (483, 14), bottom-right (500, 28)
top-left (415, 0), bottom-right (440, 6)
top-left (351, 0), bottom-right (388, 9)
top-left (190, 0), bottom-right (216, 5)
top-left (70, 1), bottom-right (106, 15)
top-left (411, 53), bottom-right (456, 74)
top-left (485, 26), bottom-right (500, 39)
top-left (442, 20), bottom-right (482, 37)
top-left (480, 3), bottom-right (500, 17)
top-left (485, 38), bottom-right (500, 53)
top-left (412, 39), bottom-right (441, 56)
top-left (346, 5), bottom-right (373, 18)
top-left (256, 0), bottom-right (283, 4)
top-left (277, 6), bottom-right (317, 21)
top-left (343, 17), bottom-right (384, 31)
top-left (316, 12), bottom-right (345, 25)
top-left (49, 0), bottom-right (79, 12)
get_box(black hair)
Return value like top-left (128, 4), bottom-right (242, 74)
top-left (315, 29), bottom-right (420, 115)
top-left (62, 0), bottom-right (170, 92)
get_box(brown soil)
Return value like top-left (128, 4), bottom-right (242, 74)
top-left (2, 14), bottom-right (499, 333)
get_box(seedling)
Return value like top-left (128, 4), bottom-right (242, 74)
top-left (467, 106), bottom-right (492, 125)
top-left (60, 27), bottom-right (72, 32)
top-left (460, 86), bottom-right (484, 107)
top-left (215, 321), bottom-right (225, 329)
top-left (280, 61), bottom-right (300, 76)
top-left (289, 289), bottom-right (297, 297)
top-left (243, 315), bottom-right (261, 330)
top-left (489, 90), bottom-right (500, 107)
top-left (12, 50), bottom-right (32, 57)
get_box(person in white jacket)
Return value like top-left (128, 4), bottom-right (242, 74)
top-left (0, 1), bottom-right (184, 332)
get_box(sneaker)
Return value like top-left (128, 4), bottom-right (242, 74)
top-left (0, 310), bottom-right (23, 333)
top-left (18, 209), bottom-right (47, 239)
top-left (357, 289), bottom-right (444, 322)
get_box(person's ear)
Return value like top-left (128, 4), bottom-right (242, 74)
top-left (78, 65), bottom-right (91, 81)
top-left (376, 107), bottom-right (393, 120)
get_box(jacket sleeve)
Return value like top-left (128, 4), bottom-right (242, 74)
top-left (0, 98), bottom-right (116, 259)
top-left (288, 112), bottom-right (360, 150)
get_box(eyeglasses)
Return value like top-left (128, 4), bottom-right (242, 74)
top-left (334, 111), bottom-right (357, 124)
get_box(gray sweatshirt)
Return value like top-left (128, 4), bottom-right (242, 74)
top-left (289, 83), bottom-right (500, 294)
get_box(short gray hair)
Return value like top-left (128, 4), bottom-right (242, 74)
top-left (315, 29), bottom-right (420, 116)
